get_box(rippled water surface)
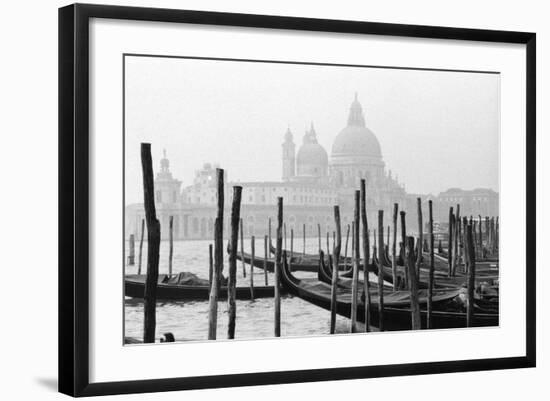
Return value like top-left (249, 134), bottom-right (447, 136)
top-left (124, 237), bottom-right (360, 342)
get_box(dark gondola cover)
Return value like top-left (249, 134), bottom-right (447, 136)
top-left (125, 274), bottom-right (280, 301)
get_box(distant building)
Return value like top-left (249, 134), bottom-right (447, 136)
top-left (125, 95), bottom-right (498, 240)
top-left (434, 188), bottom-right (499, 221)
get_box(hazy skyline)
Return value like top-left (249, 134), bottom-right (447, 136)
top-left (124, 55), bottom-right (499, 205)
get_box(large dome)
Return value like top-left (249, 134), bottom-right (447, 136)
top-left (296, 123), bottom-right (328, 176)
top-left (331, 126), bottom-right (382, 158)
top-left (331, 94), bottom-right (382, 160)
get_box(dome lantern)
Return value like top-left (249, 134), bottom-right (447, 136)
top-left (347, 92), bottom-right (366, 127)
top-left (160, 149), bottom-right (170, 173)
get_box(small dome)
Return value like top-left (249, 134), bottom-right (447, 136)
top-left (297, 143), bottom-right (328, 166)
top-left (296, 123), bottom-right (328, 176)
top-left (331, 94), bottom-right (382, 160)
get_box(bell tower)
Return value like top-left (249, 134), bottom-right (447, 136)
top-left (282, 127), bottom-right (295, 181)
top-left (155, 149), bottom-right (182, 205)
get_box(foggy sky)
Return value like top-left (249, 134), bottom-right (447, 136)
top-left (125, 55), bottom-right (499, 205)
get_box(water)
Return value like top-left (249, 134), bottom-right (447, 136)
top-left (125, 237), bottom-right (357, 342)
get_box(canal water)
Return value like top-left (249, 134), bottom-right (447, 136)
top-left (124, 237), bottom-right (365, 342)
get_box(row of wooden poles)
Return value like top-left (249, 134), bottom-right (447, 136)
top-left (447, 212), bottom-right (499, 262)
top-left (139, 144), bottom-right (481, 342)
top-left (128, 208), bottom-right (498, 286)
top-left (207, 170), bottom-right (290, 340)
top-left (443, 207), bottom-right (499, 279)
top-left (139, 143), bottom-right (284, 342)
top-left (326, 182), bottom-right (481, 333)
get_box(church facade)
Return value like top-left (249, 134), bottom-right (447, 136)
top-left (125, 95), bottom-right (498, 240)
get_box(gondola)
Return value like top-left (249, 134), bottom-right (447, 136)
top-left (436, 250), bottom-right (499, 263)
top-left (317, 254), bottom-right (378, 288)
top-left (124, 273), bottom-right (280, 301)
top-left (269, 244), bottom-right (355, 266)
top-left (280, 254), bottom-right (498, 330)
top-left (372, 251), bottom-right (498, 289)
top-left (236, 250), bottom-right (320, 272)
top-left (319, 255), bottom-right (498, 310)
top-left (238, 248), bottom-right (354, 273)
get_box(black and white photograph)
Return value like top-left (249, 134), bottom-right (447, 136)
top-left (0, 0), bottom-right (543, 398)
top-left (123, 55), bottom-right (500, 343)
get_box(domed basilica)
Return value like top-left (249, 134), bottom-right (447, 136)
top-left (282, 94), bottom-right (406, 210)
top-left (125, 94), bottom-right (498, 241)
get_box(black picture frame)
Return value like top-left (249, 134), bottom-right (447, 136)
top-left (59, 3), bottom-right (536, 397)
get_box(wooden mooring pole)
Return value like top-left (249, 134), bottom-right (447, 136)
top-left (227, 186), bottom-right (242, 339)
top-left (416, 198), bottom-right (423, 276)
top-left (496, 216), bottom-right (500, 254)
top-left (350, 191), bottom-right (360, 333)
top-left (137, 219), bottom-right (145, 275)
top-left (373, 227), bottom-right (377, 260)
top-left (208, 168), bottom-right (224, 340)
top-left (377, 210), bottom-right (385, 331)
top-left (472, 220), bottom-right (477, 259)
top-left (493, 217), bottom-right (497, 254)
top-left (214, 168), bottom-right (224, 292)
top-left (274, 197), bottom-right (283, 337)
top-left (208, 219), bottom-right (221, 340)
top-left (168, 216), bottom-right (174, 275)
top-left (427, 200), bottom-right (435, 329)
top-left (406, 236), bottom-right (421, 330)
top-left (240, 218), bottom-right (246, 278)
top-left (478, 215), bottom-right (483, 258)
top-left (290, 228), bottom-right (294, 272)
top-left (400, 211), bottom-right (408, 289)
top-left (250, 236), bottom-right (255, 300)
top-left (268, 217), bottom-right (272, 254)
top-left (343, 224), bottom-right (350, 271)
top-left (326, 231), bottom-right (330, 259)
top-left (452, 205), bottom-right (460, 275)
top-left (466, 222), bottom-right (476, 327)
top-left (263, 235), bottom-right (269, 286)
top-left (141, 143), bottom-right (160, 344)
top-left (485, 216), bottom-right (493, 253)
top-left (448, 207), bottom-right (454, 277)
top-left (351, 222), bottom-right (355, 270)
top-left (392, 203), bottom-right (398, 291)
top-left (128, 234), bottom-right (135, 266)
top-left (360, 179), bottom-right (371, 331)
top-left (386, 225), bottom-right (390, 254)
top-left (458, 211), bottom-right (465, 273)
top-left (208, 244), bottom-right (213, 290)
top-left (462, 217), bottom-right (470, 274)
top-left (330, 206), bottom-right (342, 334)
